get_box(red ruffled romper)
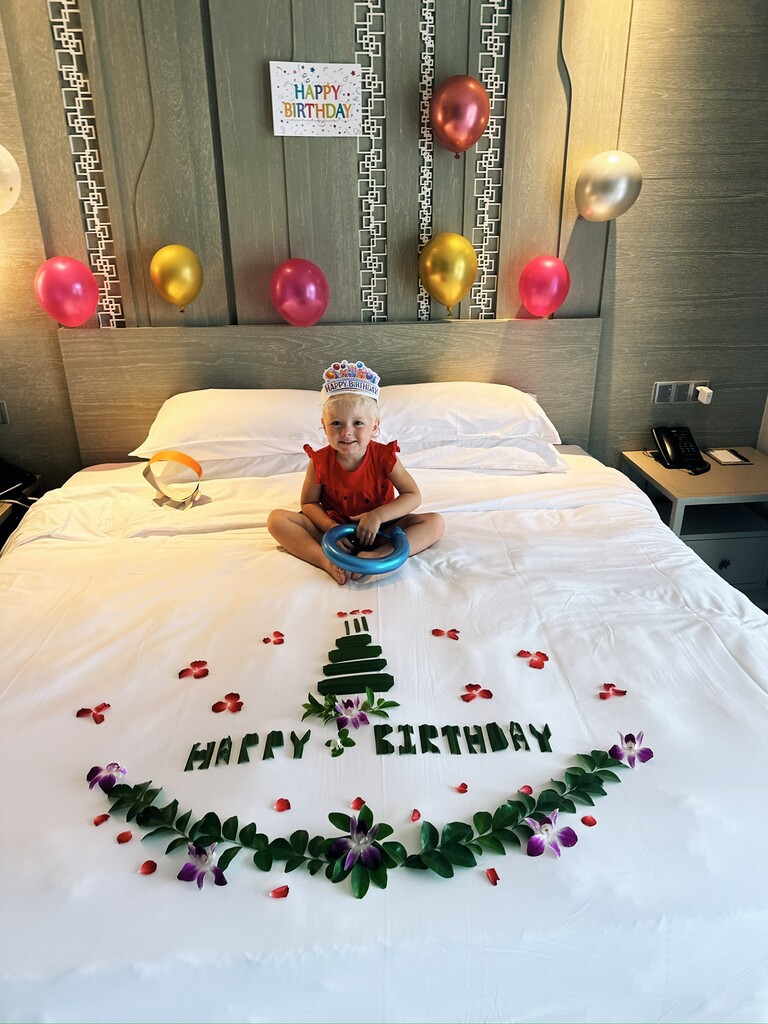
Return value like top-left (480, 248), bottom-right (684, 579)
top-left (303, 440), bottom-right (400, 524)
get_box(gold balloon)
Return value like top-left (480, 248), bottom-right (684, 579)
top-left (150, 244), bottom-right (203, 310)
top-left (418, 232), bottom-right (478, 316)
top-left (575, 150), bottom-right (642, 222)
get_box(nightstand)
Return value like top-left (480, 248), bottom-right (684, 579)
top-left (620, 447), bottom-right (768, 608)
top-left (0, 474), bottom-right (42, 549)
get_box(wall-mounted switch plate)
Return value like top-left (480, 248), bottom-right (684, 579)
top-left (652, 380), bottom-right (710, 404)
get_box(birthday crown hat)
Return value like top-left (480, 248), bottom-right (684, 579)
top-left (321, 359), bottom-right (380, 402)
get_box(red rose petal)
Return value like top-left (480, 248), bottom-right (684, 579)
top-left (192, 667), bottom-right (209, 678)
top-left (612, 688), bottom-right (628, 696)
top-left (598, 691), bottom-right (612, 700)
top-left (350, 609), bottom-right (360, 615)
top-left (411, 808), bottom-right (421, 822)
top-left (465, 683), bottom-right (481, 692)
top-left (274, 798), bottom-right (291, 812)
top-left (478, 689), bottom-right (493, 699)
top-left (535, 651), bottom-right (549, 661)
top-left (529, 656), bottom-right (545, 669)
top-left (486, 867), bottom-right (500, 886)
top-left (273, 631), bottom-right (284, 639)
top-left (190, 660), bottom-right (208, 670)
top-left (211, 701), bottom-right (227, 713)
top-left (270, 885), bottom-right (290, 899)
top-left (460, 693), bottom-right (477, 702)
top-left (93, 702), bottom-right (111, 713)
top-left (337, 611), bottom-right (347, 618)
top-left (602, 683), bottom-right (615, 691)
top-left (272, 637), bottom-right (285, 645)
top-left (92, 813), bottom-right (110, 826)
top-left (350, 797), bottom-right (366, 811)
top-left (139, 860), bottom-right (157, 874)
top-left (227, 701), bottom-right (244, 713)
top-left (225, 692), bottom-right (240, 701)
top-left (362, 609), bottom-right (373, 615)
top-left (432, 628), bottom-right (445, 636)
top-left (581, 815), bottom-right (597, 827)
top-left (446, 629), bottom-right (460, 640)
top-left (517, 649), bottom-right (532, 658)
top-left (116, 831), bottom-right (132, 844)
top-left (76, 708), bottom-right (93, 718)
top-left (178, 667), bottom-right (193, 678)
top-left (455, 783), bottom-right (469, 793)
top-left (92, 713), bottom-right (105, 724)
top-left (262, 636), bottom-right (272, 644)
top-left (519, 785), bottom-right (533, 795)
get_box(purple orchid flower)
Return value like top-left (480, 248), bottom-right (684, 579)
top-left (609, 731), bottom-right (654, 768)
top-left (86, 762), bottom-right (127, 794)
top-left (328, 816), bottom-right (382, 872)
top-left (177, 843), bottom-right (227, 889)
top-left (335, 696), bottom-right (369, 730)
top-left (523, 809), bottom-right (578, 858)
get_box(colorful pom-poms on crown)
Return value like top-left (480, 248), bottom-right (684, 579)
top-left (321, 359), bottom-right (380, 401)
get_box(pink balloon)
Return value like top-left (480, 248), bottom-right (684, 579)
top-left (518, 256), bottom-right (571, 317)
top-left (270, 259), bottom-right (329, 327)
top-left (430, 76), bottom-right (490, 157)
top-left (34, 256), bottom-right (99, 327)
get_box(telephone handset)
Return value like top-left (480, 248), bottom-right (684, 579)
top-left (652, 427), bottom-right (710, 475)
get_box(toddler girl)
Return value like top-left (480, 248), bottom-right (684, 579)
top-left (267, 360), bottom-right (444, 585)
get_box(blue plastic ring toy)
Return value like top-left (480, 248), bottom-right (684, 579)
top-left (321, 523), bottom-right (410, 575)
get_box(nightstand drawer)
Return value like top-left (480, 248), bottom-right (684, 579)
top-left (686, 536), bottom-right (768, 586)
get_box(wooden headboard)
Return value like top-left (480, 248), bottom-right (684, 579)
top-left (59, 319), bottom-right (602, 465)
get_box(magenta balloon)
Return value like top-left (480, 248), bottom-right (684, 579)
top-left (34, 256), bottom-right (99, 327)
top-left (430, 75), bottom-right (490, 156)
top-left (270, 258), bottom-right (329, 327)
top-left (518, 256), bottom-right (571, 318)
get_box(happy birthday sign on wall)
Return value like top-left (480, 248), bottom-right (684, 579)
top-left (270, 61), bottom-right (362, 137)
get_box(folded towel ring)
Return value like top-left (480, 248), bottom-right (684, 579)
top-left (321, 523), bottom-right (410, 575)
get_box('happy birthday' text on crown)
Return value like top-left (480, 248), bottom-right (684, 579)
top-left (321, 360), bottom-right (380, 401)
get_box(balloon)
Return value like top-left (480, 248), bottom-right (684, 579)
top-left (321, 524), bottom-right (410, 575)
top-left (575, 150), bottom-right (642, 221)
top-left (518, 256), bottom-right (571, 317)
top-left (34, 256), bottom-right (99, 327)
top-left (0, 145), bottom-right (21, 215)
top-left (270, 258), bottom-right (329, 327)
top-left (150, 244), bottom-right (203, 310)
top-left (430, 75), bottom-right (490, 157)
top-left (418, 232), bottom-right (477, 316)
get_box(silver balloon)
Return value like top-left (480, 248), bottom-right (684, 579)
top-left (575, 150), bottom-right (642, 222)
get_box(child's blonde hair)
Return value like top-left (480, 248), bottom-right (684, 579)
top-left (322, 393), bottom-right (380, 424)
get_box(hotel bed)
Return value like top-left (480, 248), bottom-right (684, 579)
top-left (2, 371), bottom-right (768, 1024)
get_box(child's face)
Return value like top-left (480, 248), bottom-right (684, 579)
top-left (322, 398), bottom-right (379, 458)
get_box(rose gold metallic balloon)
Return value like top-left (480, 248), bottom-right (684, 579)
top-left (575, 150), bottom-right (643, 222)
top-left (430, 76), bottom-right (490, 158)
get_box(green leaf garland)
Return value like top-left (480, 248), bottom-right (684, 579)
top-left (97, 748), bottom-right (629, 898)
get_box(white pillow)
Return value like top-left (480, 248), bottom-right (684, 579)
top-left (130, 389), bottom-right (325, 474)
top-left (403, 439), bottom-right (567, 473)
top-left (378, 381), bottom-right (561, 450)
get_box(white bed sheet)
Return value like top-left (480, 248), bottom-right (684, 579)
top-left (2, 454), bottom-right (768, 1023)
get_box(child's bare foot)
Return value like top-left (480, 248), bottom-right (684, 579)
top-left (322, 556), bottom-right (348, 586)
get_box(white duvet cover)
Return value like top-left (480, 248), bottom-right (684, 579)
top-left (2, 455), bottom-right (768, 1023)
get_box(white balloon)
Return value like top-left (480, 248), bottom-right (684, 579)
top-left (575, 150), bottom-right (642, 222)
top-left (0, 145), bottom-right (21, 215)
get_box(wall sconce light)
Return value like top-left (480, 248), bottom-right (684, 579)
top-left (0, 145), bottom-right (21, 214)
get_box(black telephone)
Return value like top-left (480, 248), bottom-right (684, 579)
top-left (652, 427), bottom-right (710, 475)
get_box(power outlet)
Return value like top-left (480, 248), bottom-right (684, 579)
top-left (652, 380), bottom-right (710, 404)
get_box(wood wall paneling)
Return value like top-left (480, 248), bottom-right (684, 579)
top-left (210, 0), bottom-right (292, 323)
top-left (497, 0), bottom-right (568, 319)
top-left (59, 319), bottom-right (602, 465)
top-left (557, 0), bottom-right (633, 318)
top-left (0, 3), bottom-right (82, 488)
